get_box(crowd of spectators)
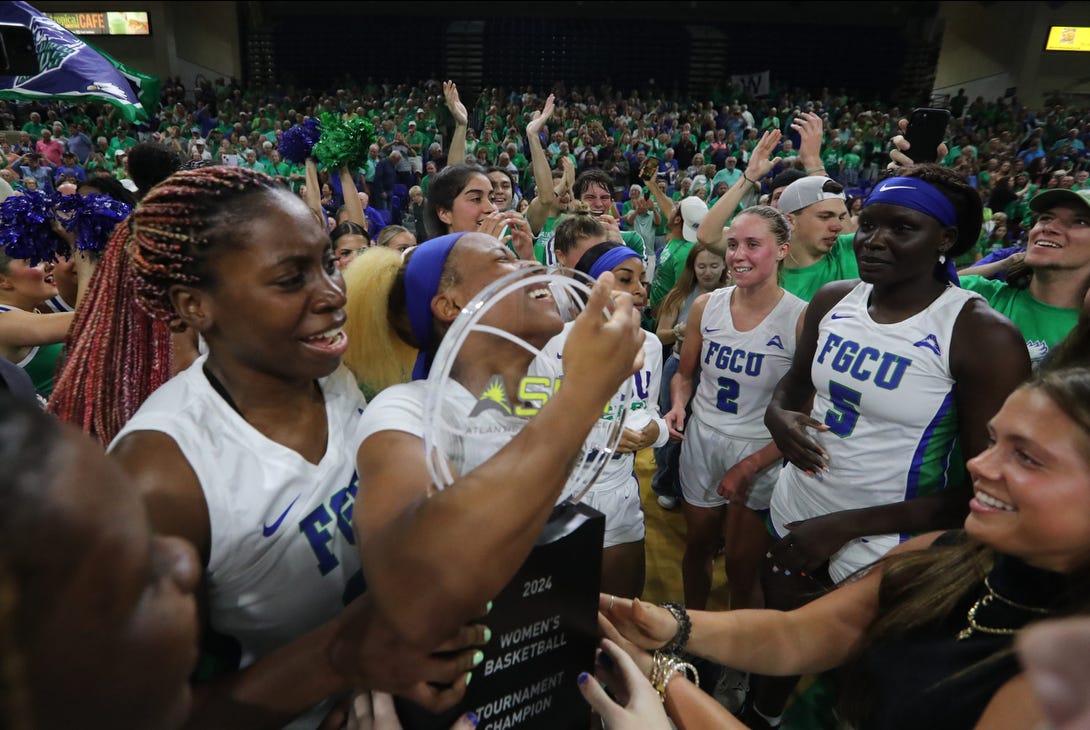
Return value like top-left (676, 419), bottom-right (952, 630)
top-left (5, 64), bottom-right (1090, 730)
top-left (2, 75), bottom-right (1088, 263)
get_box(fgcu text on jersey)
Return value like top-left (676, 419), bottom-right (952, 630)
top-left (297, 470), bottom-right (359, 576)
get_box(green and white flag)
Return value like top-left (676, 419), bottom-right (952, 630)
top-left (0, 2), bottom-right (158, 122)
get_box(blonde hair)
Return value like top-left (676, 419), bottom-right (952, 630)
top-left (342, 247), bottom-right (418, 398)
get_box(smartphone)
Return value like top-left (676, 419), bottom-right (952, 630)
top-left (904, 108), bottom-right (951, 164)
top-left (642, 157), bottom-right (659, 180)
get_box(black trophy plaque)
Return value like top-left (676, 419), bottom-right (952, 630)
top-left (398, 500), bottom-right (604, 730)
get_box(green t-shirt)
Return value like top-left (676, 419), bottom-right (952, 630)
top-left (22, 341), bottom-right (63, 397)
top-left (781, 233), bottom-right (859, 302)
top-left (533, 216), bottom-right (560, 265)
top-left (531, 218), bottom-right (644, 265)
top-left (620, 230), bottom-right (645, 259)
top-left (407, 131), bottom-right (428, 156)
top-left (650, 237), bottom-right (693, 308)
top-left (959, 276), bottom-right (1079, 367)
top-left (21, 121), bottom-right (45, 138)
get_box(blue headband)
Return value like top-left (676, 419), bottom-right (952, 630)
top-left (588, 246), bottom-right (641, 280)
top-left (864, 177), bottom-right (957, 228)
top-left (405, 232), bottom-right (466, 380)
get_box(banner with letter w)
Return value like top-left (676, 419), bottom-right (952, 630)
top-left (730, 70), bottom-right (770, 98)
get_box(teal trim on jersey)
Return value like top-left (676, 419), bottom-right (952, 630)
top-left (905, 388), bottom-right (964, 502)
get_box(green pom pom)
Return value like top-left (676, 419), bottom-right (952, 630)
top-left (312, 112), bottom-right (376, 171)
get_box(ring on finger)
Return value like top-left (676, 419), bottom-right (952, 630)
top-left (609, 594), bottom-right (616, 610)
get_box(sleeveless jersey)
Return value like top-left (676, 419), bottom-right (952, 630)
top-left (110, 357), bottom-right (366, 669)
top-left (534, 323), bottom-right (668, 497)
top-left (533, 216), bottom-right (560, 267)
top-left (0, 304), bottom-right (63, 396)
top-left (45, 294), bottom-right (74, 313)
top-left (358, 378), bottom-right (572, 500)
top-left (770, 282), bottom-right (981, 582)
top-left (690, 286), bottom-right (807, 440)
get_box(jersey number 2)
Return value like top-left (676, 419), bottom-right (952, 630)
top-left (715, 377), bottom-right (740, 414)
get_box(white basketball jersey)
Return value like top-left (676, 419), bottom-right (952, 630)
top-left (534, 323), bottom-right (668, 496)
top-left (691, 286), bottom-right (807, 439)
top-left (111, 357), bottom-right (366, 668)
top-left (770, 282), bottom-right (981, 581)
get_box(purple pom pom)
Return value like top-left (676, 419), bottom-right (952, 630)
top-left (54, 193), bottom-right (132, 254)
top-left (0, 190), bottom-right (63, 266)
top-left (278, 117), bottom-right (322, 164)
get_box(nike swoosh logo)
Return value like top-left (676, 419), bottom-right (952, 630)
top-left (877, 184), bottom-right (916, 192)
top-left (555, 353), bottom-right (563, 360)
top-left (830, 313), bottom-right (852, 320)
top-left (262, 495), bottom-right (300, 537)
top-left (704, 327), bottom-right (721, 333)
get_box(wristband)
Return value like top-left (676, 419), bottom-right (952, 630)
top-left (660, 601), bottom-right (692, 654)
top-left (805, 166), bottom-right (826, 174)
top-left (743, 173), bottom-right (759, 185)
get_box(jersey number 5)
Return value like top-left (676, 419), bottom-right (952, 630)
top-left (825, 380), bottom-right (861, 437)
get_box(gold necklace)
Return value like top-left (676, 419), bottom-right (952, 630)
top-left (957, 575), bottom-right (1052, 641)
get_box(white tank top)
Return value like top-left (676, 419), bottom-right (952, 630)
top-left (771, 282), bottom-right (981, 579)
top-left (691, 286), bottom-right (807, 439)
top-left (534, 323), bottom-right (668, 496)
top-left (111, 357), bottom-right (366, 668)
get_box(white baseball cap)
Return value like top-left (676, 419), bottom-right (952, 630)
top-left (777, 176), bottom-right (845, 215)
top-left (680, 196), bottom-right (709, 242)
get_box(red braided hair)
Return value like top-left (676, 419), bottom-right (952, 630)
top-left (48, 166), bottom-right (281, 445)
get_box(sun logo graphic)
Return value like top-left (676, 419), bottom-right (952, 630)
top-left (470, 375), bottom-right (512, 417)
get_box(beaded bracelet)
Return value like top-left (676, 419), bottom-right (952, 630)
top-left (660, 601), bottom-right (692, 654)
top-left (650, 650), bottom-right (699, 703)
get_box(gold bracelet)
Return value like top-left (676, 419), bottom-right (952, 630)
top-left (650, 651), bottom-right (699, 703)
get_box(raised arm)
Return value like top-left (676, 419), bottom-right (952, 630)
top-left (339, 166), bottom-right (366, 228)
top-left (696, 129), bottom-right (781, 246)
top-left (641, 163), bottom-right (674, 221)
top-left (304, 158), bottom-right (323, 224)
top-left (524, 95), bottom-right (559, 234)
top-left (793, 111), bottom-right (827, 176)
top-left (444, 81), bottom-right (469, 166)
top-left (355, 277), bottom-right (645, 648)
